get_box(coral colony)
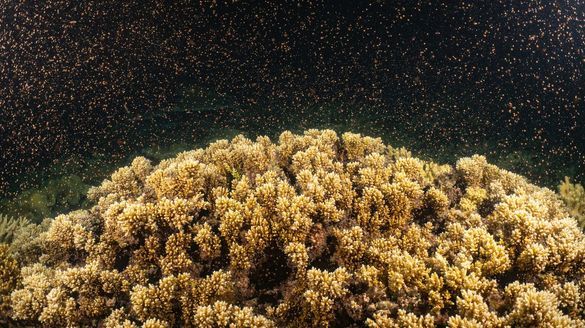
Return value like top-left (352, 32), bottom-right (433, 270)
top-left (1, 130), bottom-right (584, 327)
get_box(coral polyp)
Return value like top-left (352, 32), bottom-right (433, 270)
top-left (2, 130), bottom-right (584, 327)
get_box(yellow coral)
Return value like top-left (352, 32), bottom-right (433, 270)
top-left (284, 241), bottom-right (309, 273)
top-left (301, 268), bottom-right (351, 327)
top-left (88, 156), bottom-right (153, 206)
top-left (4, 130), bottom-right (585, 327)
top-left (505, 285), bottom-right (580, 327)
top-left (130, 275), bottom-right (179, 323)
top-left (332, 226), bottom-right (367, 269)
top-left (193, 223), bottom-right (221, 261)
top-left (0, 214), bottom-right (32, 244)
top-left (0, 244), bottom-right (19, 322)
top-left (342, 132), bottom-right (386, 161)
top-left (7, 218), bottom-right (49, 266)
top-left (193, 301), bottom-right (274, 328)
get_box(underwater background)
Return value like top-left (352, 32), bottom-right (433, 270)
top-left (0, 0), bottom-right (583, 221)
top-left (2, 2), bottom-right (585, 327)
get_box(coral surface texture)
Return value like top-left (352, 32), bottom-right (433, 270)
top-left (2, 130), bottom-right (585, 327)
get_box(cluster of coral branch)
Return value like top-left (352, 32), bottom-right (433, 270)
top-left (2, 130), bottom-right (585, 327)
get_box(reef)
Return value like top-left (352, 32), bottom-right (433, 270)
top-left (1, 129), bottom-right (584, 327)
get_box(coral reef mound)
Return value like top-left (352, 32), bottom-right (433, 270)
top-left (3, 130), bottom-right (585, 327)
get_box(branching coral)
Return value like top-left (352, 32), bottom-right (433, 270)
top-left (7, 218), bottom-right (50, 266)
top-left (4, 130), bottom-right (585, 327)
top-left (0, 244), bottom-right (19, 322)
top-left (0, 214), bottom-right (32, 244)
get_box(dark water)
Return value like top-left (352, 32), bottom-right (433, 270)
top-left (0, 1), bottom-right (583, 220)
